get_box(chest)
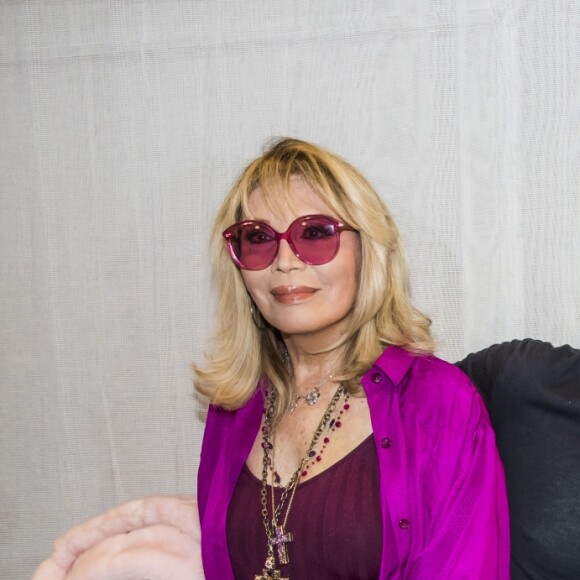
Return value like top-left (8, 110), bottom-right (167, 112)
top-left (245, 392), bottom-right (372, 485)
top-left (227, 434), bottom-right (396, 579)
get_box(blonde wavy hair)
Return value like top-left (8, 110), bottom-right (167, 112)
top-left (194, 138), bottom-right (433, 419)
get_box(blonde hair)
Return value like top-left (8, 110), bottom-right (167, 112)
top-left (194, 138), bottom-right (433, 418)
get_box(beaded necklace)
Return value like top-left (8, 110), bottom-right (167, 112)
top-left (256, 383), bottom-right (347, 579)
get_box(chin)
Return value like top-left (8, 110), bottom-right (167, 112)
top-left (269, 320), bottom-right (319, 336)
top-left (268, 312), bottom-right (352, 339)
top-left (264, 314), bottom-right (319, 335)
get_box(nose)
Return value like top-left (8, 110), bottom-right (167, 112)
top-left (273, 239), bottom-right (305, 272)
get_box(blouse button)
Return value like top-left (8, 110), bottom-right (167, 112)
top-left (371, 372), bottom-right (383, 383)
top-left (399, 519), bottom-right (411, 530)
top-left (380, 438), bottom-right (391, 448)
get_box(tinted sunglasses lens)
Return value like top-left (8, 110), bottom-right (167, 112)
top-left (228, 222), bottom-right (277, 270)
top-left (291, 217), bottom-right (340, 265)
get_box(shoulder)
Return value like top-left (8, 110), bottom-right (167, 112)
top-left (199, 390), bottom-right (263, 471)
top-left (369, 346), bottom-right (485, 422)
top-left (457, 338), bottom-right (579, 377)
top-left (373, 346), bottom-right (476, 393)
top-left (457, 338), bottom-right (580, 403)
top-left (203, 387), bottom-right (264, 442)
top-left (367, 348), bottom-right (500, 494)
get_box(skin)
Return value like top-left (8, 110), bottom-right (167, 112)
top-left (242, 176), bottom-right (373, 484)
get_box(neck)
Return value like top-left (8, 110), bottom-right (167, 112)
top-left (283, 339), bottom-right (345, 395)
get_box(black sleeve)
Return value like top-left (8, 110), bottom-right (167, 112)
top-left (456, 338), bottom-right (579, 407)
top-left (457, 339), bottom-right (580, 579)
top-left (455, 339), bottom-right (530, 408)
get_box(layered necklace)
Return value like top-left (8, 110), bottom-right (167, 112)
top-left (255, 383), bottom-right (350, 579)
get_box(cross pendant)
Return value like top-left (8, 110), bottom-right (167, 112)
top-left (269, 525), bottom-right (294, 565)
top-left (254, 569), bottom-right (289, 580)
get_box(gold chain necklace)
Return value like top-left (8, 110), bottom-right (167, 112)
top-left (256, 383), bottom-right (345, 579)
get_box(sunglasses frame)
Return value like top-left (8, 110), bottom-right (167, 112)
top-left (222, 214), bottom-right (355, 271)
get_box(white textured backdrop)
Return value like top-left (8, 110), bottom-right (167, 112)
top-left (1, 1), bottom-right (579, 577)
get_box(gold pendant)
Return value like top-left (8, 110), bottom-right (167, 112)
top-left (255, 553), bottom-right (289, 580)
top-left (254, 570), bottom-right (289, 580)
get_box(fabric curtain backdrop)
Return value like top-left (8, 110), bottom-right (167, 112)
top-left (1, 1), bottom-right (578, 577)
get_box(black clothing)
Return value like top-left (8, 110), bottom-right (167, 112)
top-left (457, 339), bottom-right (580, 580)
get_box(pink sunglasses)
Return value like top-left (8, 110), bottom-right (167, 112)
top-left (222, 214), bottom-right (355, 271)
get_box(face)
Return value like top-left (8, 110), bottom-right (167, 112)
top-left (240, 176), bottom-right (361, 342)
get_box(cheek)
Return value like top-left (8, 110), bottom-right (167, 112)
top-left (333, 234), bottom-right (362, 286)
top-left (333, 244), bottom-right (360, 284)
top-left (321, 261), bottom-right (359, 306)
top-left (334, 274), bottom-right (358, 309)
top-left (240, 271), bottom-right (265, 301)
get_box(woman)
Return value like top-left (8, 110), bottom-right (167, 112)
top-left (33, 138), bottom-right (509, 580)
top-left (195, 138), bottom-right (509, 578)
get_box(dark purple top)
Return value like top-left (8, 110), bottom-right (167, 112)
top-left (226, 434), bottom-right (395, 579)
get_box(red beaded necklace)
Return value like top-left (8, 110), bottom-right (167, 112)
top-left (256, 384), bottom-right (351, 579)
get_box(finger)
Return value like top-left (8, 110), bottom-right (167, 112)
top-left (66, 524), bottom-right (204, 580)
top-left (30, 558), bottom-right (67, 580)
top-left (49, 496), bottom-right (199, 573)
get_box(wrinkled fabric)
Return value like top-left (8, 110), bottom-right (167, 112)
top-left (31, 496), bottom-right (204, 580)
top-left (198, 346), bottom-right (510, 579)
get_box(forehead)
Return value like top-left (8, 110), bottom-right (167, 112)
top-left (245, 175), bottom-right (335, 224)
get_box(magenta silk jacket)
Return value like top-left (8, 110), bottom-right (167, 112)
top-left (197, 346), bottom-right (510, 579)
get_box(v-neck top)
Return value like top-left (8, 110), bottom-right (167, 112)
top-left (226, 434), bottom-right (393, 579)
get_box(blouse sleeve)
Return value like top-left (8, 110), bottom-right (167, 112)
top-left (408, 369), bottom-right (510, 579)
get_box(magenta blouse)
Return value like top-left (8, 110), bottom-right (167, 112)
top-left (197, 346), bottom-right (510, 579)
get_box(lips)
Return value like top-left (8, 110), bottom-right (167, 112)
top-left (270, 285), bottom-right (318, 304)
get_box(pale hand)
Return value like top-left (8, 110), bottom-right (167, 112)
top-left (31, 495), bottom-right (204, 580)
